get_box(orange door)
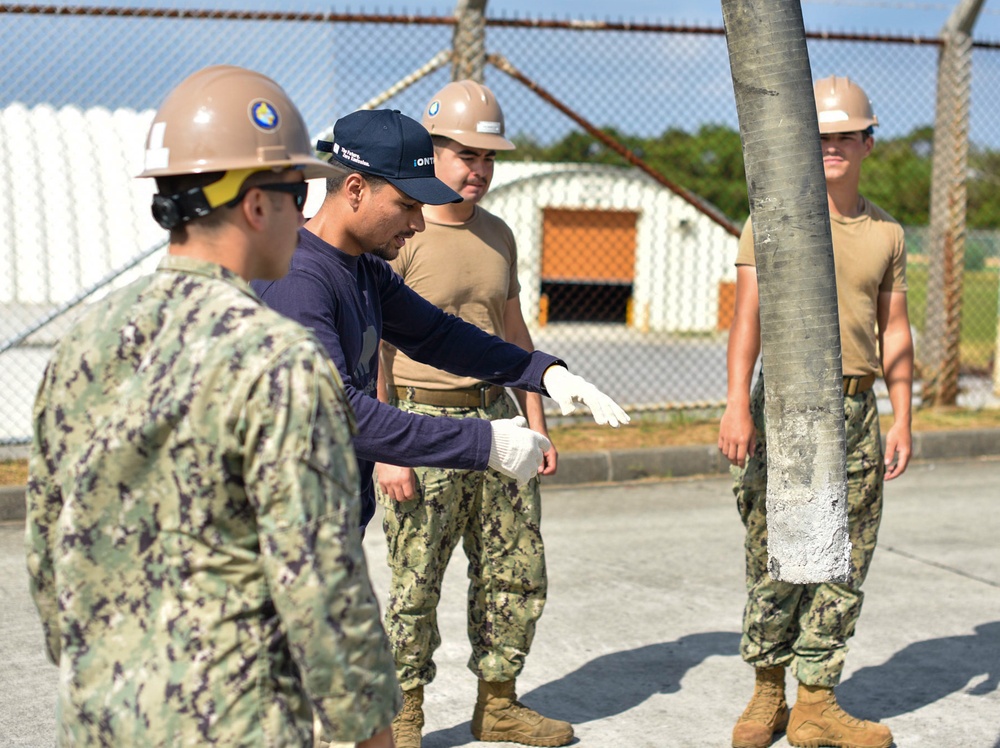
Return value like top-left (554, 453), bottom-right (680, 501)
top-left (539, 209), bottom-right (638, 324)
top-left (541, 208), bottom-right (637, 282)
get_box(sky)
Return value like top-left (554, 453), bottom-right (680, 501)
top-left (37, 0), bottom-right (1000, 40)
top-left (10, 0), bottom-right (1000, 147)
top-left (387, 0), bottom-right (1000, 40)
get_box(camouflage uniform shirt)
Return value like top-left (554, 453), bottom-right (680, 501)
top-left (26, 255), bottom-right (400, 746)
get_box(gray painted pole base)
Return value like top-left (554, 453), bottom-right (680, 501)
top-left (766, 482), bottom-right (851, 583)
top-left (764, 405), bottom-right (851, 583)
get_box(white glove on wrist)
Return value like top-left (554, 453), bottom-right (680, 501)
top-left (488, 416), bottom-right (551, 485)
top-left (542, 365), bottom-right (631, 428)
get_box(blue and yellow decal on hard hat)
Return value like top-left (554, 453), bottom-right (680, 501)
top-left (427, 100), bottom-right (441, 117)
top-left (249, 99), bottom-right (280, 132)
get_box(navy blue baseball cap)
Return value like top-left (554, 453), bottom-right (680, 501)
top-left (316, 109), bottom-right (462, 205)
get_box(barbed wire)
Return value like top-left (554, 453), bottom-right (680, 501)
top-left (803, 0), bottom-right (1000, 15)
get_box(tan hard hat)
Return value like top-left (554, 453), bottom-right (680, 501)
top-left (814, 76), bottom-right (878, 134)
top-left (138, 65), bottom-right (340, 191)
top-left (422, 80), bottom-right (515, 151)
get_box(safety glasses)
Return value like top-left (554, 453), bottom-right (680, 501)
top-left (254, 182), bottom-right (309, 211)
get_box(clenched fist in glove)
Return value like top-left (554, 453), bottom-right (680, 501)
top-left (488, 416), bottom-right (552, 485)
top-left (542, 365), bottom-right (631, 428)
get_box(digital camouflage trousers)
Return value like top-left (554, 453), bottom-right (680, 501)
top-left (378, 394), bottom-right (547, 691)
top-left (734, 377), bottom-right (885, 687)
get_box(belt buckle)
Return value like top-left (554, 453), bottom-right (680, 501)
top-left (478, 383), bottom-right (489, 408)
top-left (844, 377), bottom-right (858, 396)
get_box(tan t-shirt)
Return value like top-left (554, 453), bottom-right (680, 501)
top-left (736, 196), bottom-right (907, 376)
top-left (383, 205), bottom-right (520, 390)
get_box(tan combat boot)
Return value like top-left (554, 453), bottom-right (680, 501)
top-left (391, 686), bottom-right (425, 748)
top-left (732, 666), bottom-right (790, 748)
top-left (471, 679), bottom-right (574, 747)
top-left (787, 683), bottom-right (892, 748)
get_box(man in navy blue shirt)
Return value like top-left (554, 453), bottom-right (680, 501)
top-left (253, 109), bottom-right (628, 530)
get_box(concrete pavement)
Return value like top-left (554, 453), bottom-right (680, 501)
top-left (2, 455), bottom-right (999, 747)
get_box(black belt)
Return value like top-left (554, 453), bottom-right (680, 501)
top-left (394, 384), bottom-right (505, 408)
top-left (843, 374), bottom-right (876, 396)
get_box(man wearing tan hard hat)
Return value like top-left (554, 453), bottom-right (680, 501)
top-left (26, 65), bottom-right (398, 748)
top-left (720, 75), bottom-right (913, 748)
top-left (374, 79), bottom-right (571, 748)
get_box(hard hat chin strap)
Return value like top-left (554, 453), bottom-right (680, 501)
top-left (150, 168), bottom-right (265, 230)
top-left (204, 168), bottom-right (263, 207)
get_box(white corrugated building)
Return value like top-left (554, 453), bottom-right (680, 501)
top-left (1, 104), bottom-right (740, 333)
top-left (0, 103), bottom-right (162, 445)
top-left (481, 161), bottom-right (740, 334)
top-left (0, 103), bottom-right (162, 309)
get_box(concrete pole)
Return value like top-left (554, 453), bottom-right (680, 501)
top-left (722, 0), bottom-right (849, 583)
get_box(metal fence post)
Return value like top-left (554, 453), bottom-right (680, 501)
top-left (922, 0), bottom-right (984, 406)
top-left (452, 0), bottom-right (487, 83)
top-left (995, 284), bottom-right (1000, 395)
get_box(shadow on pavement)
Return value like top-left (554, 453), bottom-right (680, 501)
top-left (839, 620), bottom-right (1000, 720)
top-left (424, 720), bottom-right (582, 748)
top-left (420, 719), bottom-right (477, 748)
top-left (521, 631), bottom-right (741, 723)
top-left (421, 631), bottom-right (740, 747)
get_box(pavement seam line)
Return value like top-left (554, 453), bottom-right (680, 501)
top-left (882, 545), bottom-right (1000, 589)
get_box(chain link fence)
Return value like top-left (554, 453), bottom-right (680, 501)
top-left (1, 4), bottom-right (999, 444)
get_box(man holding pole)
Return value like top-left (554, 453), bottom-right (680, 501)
top-left (719, 76), bottom-right (913, 748)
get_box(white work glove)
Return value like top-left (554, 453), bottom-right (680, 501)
top-left (542, 365), bottom-right (631, 428)
top-left (488, 416), bottom-right (552, 485)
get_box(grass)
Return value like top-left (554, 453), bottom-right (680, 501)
top-left (906, 265), bottom-right (999, 371)
top-left (546, 405), bottom-right (1000, 453)
top-left (1, 460), bottom-right (28, 486)
top-left (4, 406), bottom-right (1000, 486)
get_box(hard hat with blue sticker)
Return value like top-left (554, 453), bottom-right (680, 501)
top-left (249, 99), bottom-right (280, 131)
top-left (419, 81), bottom-right (514, 150)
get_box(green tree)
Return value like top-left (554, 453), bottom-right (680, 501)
top-left (862, 126), bottom-right (933, 226)
top-left (508, 124), bottom-right (1000, 232)
top-left (967, 145), bottom-right (1000, 228)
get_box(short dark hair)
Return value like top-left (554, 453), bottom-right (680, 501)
top-left (325, 171), bottom-right (389, 196)
top-left (155, 172), bottom-right (226, 243)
